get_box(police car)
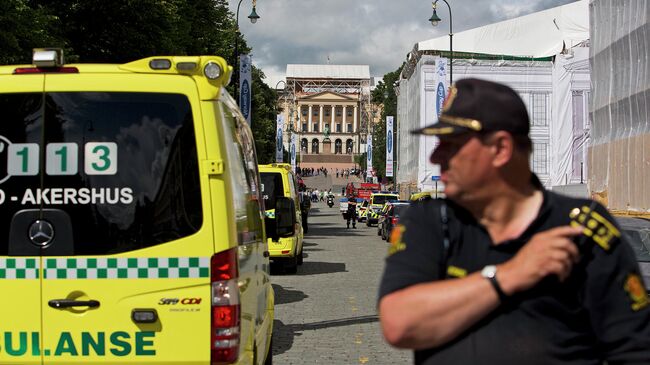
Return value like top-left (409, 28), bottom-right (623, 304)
top-left (0, 49), bottom-right (277, 364)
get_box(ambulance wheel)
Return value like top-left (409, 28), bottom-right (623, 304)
top-left (297, 249), bottom-right (303, 265)
top-left (285, 256), bottom-right (298, 274)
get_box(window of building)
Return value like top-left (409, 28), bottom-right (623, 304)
top-left (313, 109), bottom-right (319, 116)
top-left (532, 141), bottom-right (548, 175)
top-left (325, 108), bottom-right (330, 117)
top-left (302, 108), bottom-right (307, 116)
top-left (347, 108), bottom-right (353, 117)
top-left (336, 123), bottom-right (341, 133)
top-left (336, 107), bottom-right (342, 117)
top-left (531, 93), bottom-right (548, 126)
top-left (313, 123), bottom-right (318, 132)
top-left (347, 123), bottom-right (352, 133)
top-left (335, 139), bottom-right (342, 154)
top-left (302, 123), bottom-right (307, 132)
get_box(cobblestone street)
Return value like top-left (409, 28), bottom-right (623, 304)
top-left (271, 197), bottom-right (411, 364)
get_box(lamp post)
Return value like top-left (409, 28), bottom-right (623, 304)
top-left (234, 0), bottom-right (260, 105)
top-left (429, 0), bottom-right (453, 83)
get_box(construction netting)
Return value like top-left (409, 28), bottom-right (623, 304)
top-left (589, 0), bottom-right (650, 214)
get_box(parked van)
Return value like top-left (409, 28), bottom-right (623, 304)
top-left (0, 49), bottom-right (279, 364)
top-left (259, 163), bottom-right (304, 273)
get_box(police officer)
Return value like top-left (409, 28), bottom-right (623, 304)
top-left (346, 194), bottom-right (358, 229)
top-left (378, 78), bottom-right (650, 364)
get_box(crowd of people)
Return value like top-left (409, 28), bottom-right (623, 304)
top-left (295, 166), bottom-right (366, 181)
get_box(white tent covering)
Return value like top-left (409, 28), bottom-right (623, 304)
top-left (589, 0), bottom-right (650, 214)
top-left (397, 0), bottom-right (592, 196)
top-left (418, 0), bottom-right (589, 58)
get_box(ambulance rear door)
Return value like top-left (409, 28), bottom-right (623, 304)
top-left (0, 74), bottom-right (46, 365)
top-left (33, 74), bottom-right (213, 364)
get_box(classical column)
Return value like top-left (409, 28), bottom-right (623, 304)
top-left (308, 105), bottom-right (313, 132)
top-left (353, 105), bottom-right (358, 133)
top-left (319, 104), bottom-right (324, 133)
top-left (342, 105), bottom-right (347, 131)
top-left (331, 104), bottom-right (335, 132)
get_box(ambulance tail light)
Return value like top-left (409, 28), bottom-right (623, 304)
top-left (391, 217), bottom-right (399, 225)
top-left (211, 248), bottom-right (240, 364)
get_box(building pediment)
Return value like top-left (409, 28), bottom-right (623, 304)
top-left (301, 91), bottom-right (356, 101)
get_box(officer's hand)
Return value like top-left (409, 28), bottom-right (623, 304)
top-left (499, 225), bottom-right (583, 295)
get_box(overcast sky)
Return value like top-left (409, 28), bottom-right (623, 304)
top-left (228, 0), bottom-right (578, 88)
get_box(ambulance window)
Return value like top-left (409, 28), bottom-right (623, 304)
top-left (220, 102), bottom-right (263, 245)
top-left (260, 172), bottom-right (283, 211)
top-left (0, 92), bottom-right (202, 255)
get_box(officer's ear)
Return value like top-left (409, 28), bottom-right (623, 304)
top-left (482, 131), bottom-right (514, 168)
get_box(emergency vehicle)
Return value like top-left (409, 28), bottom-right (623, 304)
top-left (0, 49), bottom-right (278, 364)
top-left (365, 192), bottom-right (400, 226)
top-left (259, 163), bottom-right (304, 274)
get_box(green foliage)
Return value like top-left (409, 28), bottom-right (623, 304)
top-left (250, 66), bottom-right (277, 164)
top-left (371, 64), bottom-right (403, 181)
top-left (355, 153), bottom-right (367, 172)
top-left (0, 0), bottom-right (65, 64)
top-left (2, 0), bottom-right (274, 163)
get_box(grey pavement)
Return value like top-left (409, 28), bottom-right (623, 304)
top-left (270, 198), bottom-right (411, 364)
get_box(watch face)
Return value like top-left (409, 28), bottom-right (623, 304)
top-left (482, 265), bottom-right (497, 278)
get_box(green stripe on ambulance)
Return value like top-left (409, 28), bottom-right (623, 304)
top-left (43, 257), bottom-right (209, 279)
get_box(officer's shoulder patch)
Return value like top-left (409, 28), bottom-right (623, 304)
top-left (623, 273), bottom-right (649, 311)
top-left (387, 224), bottom-right (406, 256)
top-left (569, 205), bottom-right (620, 251)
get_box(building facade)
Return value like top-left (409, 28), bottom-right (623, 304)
top-left (279, 64), bottom-right (371, 170)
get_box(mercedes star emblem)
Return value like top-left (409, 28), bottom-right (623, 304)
top-left (28, 220), bottom-right (55, 246)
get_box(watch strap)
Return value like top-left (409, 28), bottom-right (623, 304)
top-left (487, 275), bottom-right (508, 303)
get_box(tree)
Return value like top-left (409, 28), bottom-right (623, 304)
top-left (1, 0), bottom-right (278, 165)
top-left (250, 66), bottom-right (277, 164)
top-left (0, 0), bottom-right (65, 64)
top-left (371, 64), bottom-right (403, 181)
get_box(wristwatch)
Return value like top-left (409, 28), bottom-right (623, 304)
top-left (481, 265), bottom-right (508, 303)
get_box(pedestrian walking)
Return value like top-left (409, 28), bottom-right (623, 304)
top-left (378, 78), bottom-right (650, 364)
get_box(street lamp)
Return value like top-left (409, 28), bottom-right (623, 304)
top-left (234, 0), bottom-right (261, 105)
top-left (429, 0), bottom-right (453, 83)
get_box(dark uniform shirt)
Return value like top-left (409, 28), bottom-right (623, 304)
top-left (379, 185), bottom-right (650, 365)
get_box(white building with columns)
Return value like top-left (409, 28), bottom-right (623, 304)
top-left (280, 64), bottom-right (371, 170)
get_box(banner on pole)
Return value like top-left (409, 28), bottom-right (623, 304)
top-left (239, 54), bottom-right (252, 125)
top-left (366, 134), bottom-right (373, 177)
top-left (276, 114), bottom-right (284, 162)
top-left (290, 133), bottom-right (296, 171)
top-left (385, 116), bottom-right (394, 177)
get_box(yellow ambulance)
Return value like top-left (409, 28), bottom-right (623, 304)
top-left (0, 49), bottom-right (279, 364)
top-left (258, 163), bottom-right (304, 273)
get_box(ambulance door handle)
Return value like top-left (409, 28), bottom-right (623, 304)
top-left (48, 299), bottom-right (100, 309)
